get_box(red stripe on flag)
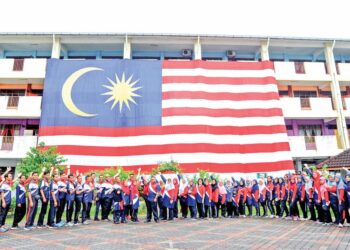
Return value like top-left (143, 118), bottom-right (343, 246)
top-left (70, 161), bottom-right (293, 174)
top-left (162, 76), bottom-right (277, 85)
top-left (162, 60), bottom-right (274, 70)
top-left (162, 91), bottom-right (279, 101)
top-left (39, 125), bottom-right (288, 137)
top-left (162, 108), bottom-right (283, 118)
top-left (52, 142), bottom-right (291, 157)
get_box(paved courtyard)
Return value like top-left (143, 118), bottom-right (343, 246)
top-left (0, 217), bottom-right (349, 250)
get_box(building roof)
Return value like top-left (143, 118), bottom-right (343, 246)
top-left (318, 149), bottom-right (350, 169)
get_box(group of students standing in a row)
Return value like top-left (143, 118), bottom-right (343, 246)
top-left (0, 165), bottom-right (349, 233)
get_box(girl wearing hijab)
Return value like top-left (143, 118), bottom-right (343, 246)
top-left (273, 177), bottom-right (281, 217)
top-left (163, 178), bottom-right (175, 221)
top-left (232, 179), bottom-right (240, 217)
top-left (204, 178), bottom-right (212, 218)
top-left (335, 173), bottom-right (346, 227)
top-left (196, 178), bottom-right (205, 219)
top-left (238, 178), bottom-right (247, 217)
top-left (304, 176), bottom-right (316, 221)
top-left (278, 177), bottom-right (289, 218)
top-left (179, 177), bottom-right (188, 219)
top-left (295, 175), bottom-right (307, 220)
top-left (159, 180), bottom-right (167, 220)
top-left (211, 178), bottom-right (219, 218)
top-left (245, 179), bottom-right (253, 217)
top-left (217, 180), bottom-right (227, 217)
top-left (173, 176), bottom-right (180, 219)
top-left (251, 180), bottom-right (260, 216)
top-left (266, 176), bottom-right (275, 218)
top-left (225, 180), bottom-right (234, 218)
top-left (187, 179), bottom-right (198, 219)
top-left (319, 177), bottom-right (332, 225)
top-left (288, 176), bottom-right (299, 220)
top-left (326, 174), bottom-right (339, 225)
top-left (258, 179), bottom-right (267, 217)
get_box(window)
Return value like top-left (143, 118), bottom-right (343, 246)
top-left (0, 124), bottom-right (21, 151)
top-left (101, 56), bottom-right (123, 59)
top-left (132, 56), bottom-right (160, 61)
top-left (278, 90), bottom-right (289, 97)
top-left (164, 57), bottom-right (191, 61)
top-left (0, 90), bottom-right (25, 96)
top-left (202, 57), bottom-right (223, 61)
top-left (293, 91), bottom-right (317, 98)
top-left (298, 125), bottom-right (323, 136)
top-left (13, 58), bottom-right (24, 71)
top-left (286, 125), bottom-right (293, 130)
top-left (67, 56), bottom-right (96, 59)
top-left (294, 61), bottom-right (305, 74)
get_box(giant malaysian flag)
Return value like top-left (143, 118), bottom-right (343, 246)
top-left (39, 59), bottom-right (294, 173)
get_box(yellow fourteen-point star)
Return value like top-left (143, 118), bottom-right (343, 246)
top-left (102, 73), bottom-right (142, 112)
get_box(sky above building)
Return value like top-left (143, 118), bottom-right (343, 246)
top-left (0, 0), bottom-right (349, 39)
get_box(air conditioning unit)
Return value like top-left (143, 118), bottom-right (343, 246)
top-left (226, 50), bottom-right (236, 58)
top-left (182, 49), bottom-right (192, 57)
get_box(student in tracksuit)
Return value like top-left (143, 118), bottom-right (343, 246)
top-left (245, 180), bottom-right (253, 217)
top-left (101, 175), bottom-right (113, 221)
top-left (56, 172), bottom-right (67, 224)
top-left (82, 175), bottom-right (93, 225)
top-left (238, 178), bottom-right (246, 217)
top-left (66, 174), bottom-right (76, 226)
top-left (319, 177), bottom-right (332, 225)
top-left (47, 173), bottom-right (59, 227)
top-left (94, 175), bottom-right (104, 221)
top-left (258, 179), bottom-right (267, 217)
top-left (113, 187), bottom-right (125, 224)
top-left (25, 172), bottom-right (40, 230)
top-left (251, 180), bottom-right (260, 216)
top-left (211, 178), bottom-right (219, 218)
top-left (335, 173), bottom-right (347, 228)
top-left (187, 179), bottom-right (198, 219)
top-left (12, 174), bottom-right (27, 229)
top-left (196, 178), bottom-right (205, 219)
top-left (273, 177), bottom-right (281, 217)
top-left (294, 175), bottom-right (307, 220)
top-left (147, 176), bottom-right (160, 222)
top-left (37, 171), bottom-right (51, 228)
top-left (266, 176), bottom-right (275, 218)
top-left (204, 178), bottom-right (212, 218)
top-left (74, 175), bottom-right (84, 224)
top-left (0, 173), bottom-right (13, 228)
top-left (225, 180), bottom-right (234, 218)
top-left (326, 174), bottom-right (339, 225)
top-left (163, 178), bottom-right (175, 221)
top-left (305, 176), bottom-right (316, 221)
top-left (218, 180), bottom-right (227, 217)
top-left (130, 178), bottom-right (140, 222)
top-left (179, 177), bottom-right (188, 219)
top-left (173, 176), bottom-right (180, 219)
top-left (141, 176), bottom-right (152, 222)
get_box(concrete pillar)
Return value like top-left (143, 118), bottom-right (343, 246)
top-left (51, 35), bottom-right (61, 59)
top-left (123, 35), bottom-right (132, 59)
top-left (324, 42), bottom-right (349, 149)
top-left (194, 37), bottom-right (202, 60)
top-left (261, 39), bottom-right (270, 61)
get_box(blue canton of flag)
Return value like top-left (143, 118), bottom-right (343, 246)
top-left (41, 59), bottom-right (162, 128)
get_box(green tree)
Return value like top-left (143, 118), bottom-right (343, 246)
top-left (17, 142), bottom-right (67, 176)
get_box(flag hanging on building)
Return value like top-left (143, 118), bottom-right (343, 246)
top-left (39, 59), bottom-right (294, 173)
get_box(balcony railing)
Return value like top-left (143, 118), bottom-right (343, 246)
top-left (1, 136), bottom-right (14, 151)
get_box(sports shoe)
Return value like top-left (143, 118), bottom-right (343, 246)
top-left (338, 223), bottom-right (344, 228)
top-left (23, 227), bottom-right (32, 231)
top-left (82, 221), bottom-right (89, 225)
top-left (11, 226), bottom-right (20, 230)
top-left (66, 222), bottom-right (74, 227)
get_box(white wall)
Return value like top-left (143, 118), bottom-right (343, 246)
top-left (0, 96), bottom-right (42, 118)
top-left (0, 59), bottom-right (46, 79)
top-left (288, 135), bottom-right (342, 158)
top-left (280, 97), bottom-right (336, 118)
top-left (274, 61), bottom-right (331, 82)
top-left (0, 136), bottom-right (38, 158)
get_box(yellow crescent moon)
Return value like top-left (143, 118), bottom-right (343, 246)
top-left (62, 67), bottom-right (103, 117)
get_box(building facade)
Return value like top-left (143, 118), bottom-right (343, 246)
top-left (1, 33), bottom-right (350, 172)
